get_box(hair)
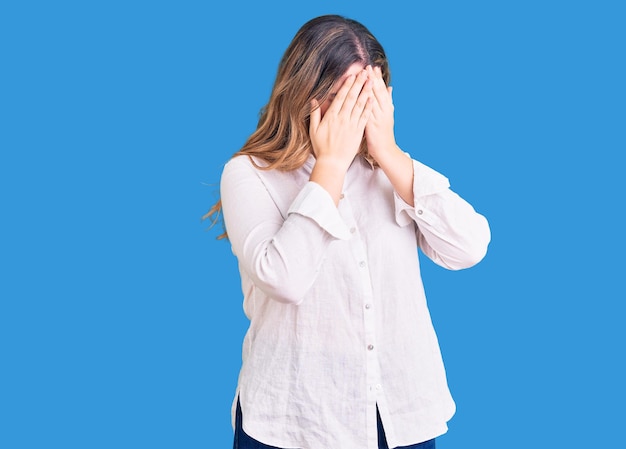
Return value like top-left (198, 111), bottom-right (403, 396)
top-left (203, 15), bottom-right (390, 238)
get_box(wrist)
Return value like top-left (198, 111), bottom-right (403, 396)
top-left (312, 153), bottom-right (353, 174)
top-left (309, 155), bottom-right (350, 205)
top-left (369, 140), bottom-right (400, 165)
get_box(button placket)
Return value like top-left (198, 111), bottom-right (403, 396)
top-left (341, 192), bottom-right (380, 410)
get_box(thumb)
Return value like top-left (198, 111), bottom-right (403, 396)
top-left (309, 99), bottom-right (320, 133)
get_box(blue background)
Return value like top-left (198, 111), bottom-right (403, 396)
top-left (1, 1), bottom-right (624, 448)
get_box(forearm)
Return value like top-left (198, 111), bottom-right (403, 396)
top-left (389, 157), bottom-right (490, 269)
top-left (374, 144), bottom-right (415, 205)
top-left (414, 189), bottom-right (491, 269)
top-left (222, 158), bottom-right (352, 304)
top-left (238, 214), bottom-right (337, 304)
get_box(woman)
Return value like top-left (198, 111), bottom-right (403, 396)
top-left (206, 14), bottom-right (491, 449)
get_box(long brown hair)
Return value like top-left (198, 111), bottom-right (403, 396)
top-left (204, 15), bottom-right (390, 238)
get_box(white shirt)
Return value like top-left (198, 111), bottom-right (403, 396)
top-left (220, 152), bottom-right (490, 449)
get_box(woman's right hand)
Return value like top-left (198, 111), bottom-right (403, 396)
top-left (310, 69), bottom-right (372, 171)
top-left (309, 69), bottom-right (372, 204)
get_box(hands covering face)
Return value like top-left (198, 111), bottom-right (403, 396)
top-left (364, 65), bottom-right (396, 161)
top-left (309, 65), bottom-right (395, 170)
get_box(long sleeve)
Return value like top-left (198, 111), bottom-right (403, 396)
top-left (394, 159), bottom-right (491, 270)
top-left (220, 156), bottom-right (351, 305)
top-left (227, 153), bottom-right (484, 449)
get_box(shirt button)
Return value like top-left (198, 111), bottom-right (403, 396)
top-left (340, 193), bottom-right (345, 199)
top-left (376, 384), bottom-right (382, 391)
top-left (367, 344), bottom-right (374, 351)
top-left (365, 303), bottom-right (371, 309)
top-left (417, 209), bottom-right (424, 215)
top-left (359, 261), bottom-right (366, 268)
top-left (350, 227), bottom-right (356, 234)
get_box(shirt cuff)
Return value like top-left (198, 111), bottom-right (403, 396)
top-left (288, 181), bottom-right (352, 240)
top-left (394, 158), bottom-right (450, 227)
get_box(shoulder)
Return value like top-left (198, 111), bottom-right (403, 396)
top-left (221, 155), bottom-right (268, 181)
top-left (223, 154), bottom-right (256, 171)
top-left (221, 155), bottom-right (297, 193)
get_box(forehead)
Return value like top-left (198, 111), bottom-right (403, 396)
top-left (341, 62), bottom-right (366, 79)
top-left (339, 62), bottom-right (365, 81)
top-left (330, 63), bottom-right (366, 93)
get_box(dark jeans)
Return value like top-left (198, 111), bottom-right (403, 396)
top-left (233, 398), bottom-right (436, 449)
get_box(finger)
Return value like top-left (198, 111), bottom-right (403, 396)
top-left (325, 74), bottom-right (356, 117)
top-left (372, 65), bottom-right (386, 85)
top-left (351, 78), bottom-right (373, 120)
top-left (376, 65), bottom-right (385, 83)
top-left (339, 69), bottom-right (369, 115)
top-left (373, 66), bottom-right (388, 92)
top-left (369, 95), bottom-right (383, 121)
top-left (369, 65), bottom-right (390, 108)
top-left (364, 67), bottom-right (383, 119)
top-left (357, 96), bottom-right (374, 131)
top-left (309, 99), bottom-right (320, 133)
top-left (373, 85), bottom-right (393, 118)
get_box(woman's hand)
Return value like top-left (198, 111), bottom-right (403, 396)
top-left (364, 65), bottom-right (397, 162)
top-left (309, 68), bottom-right (373, 205)
top-left (365, 65), bottom-right (415, 205)
top-left (309, 69), bottom-right (373, 172)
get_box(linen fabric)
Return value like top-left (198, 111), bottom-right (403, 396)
top-left (220, 152), bottom-right (490, 449)
top-left (233, 397), bottom-right (436, 449)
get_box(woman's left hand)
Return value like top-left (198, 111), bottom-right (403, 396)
top-left (364, 65), bottom-right (415, 206)
top-left (364, 65), bottom-right (397, 161)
